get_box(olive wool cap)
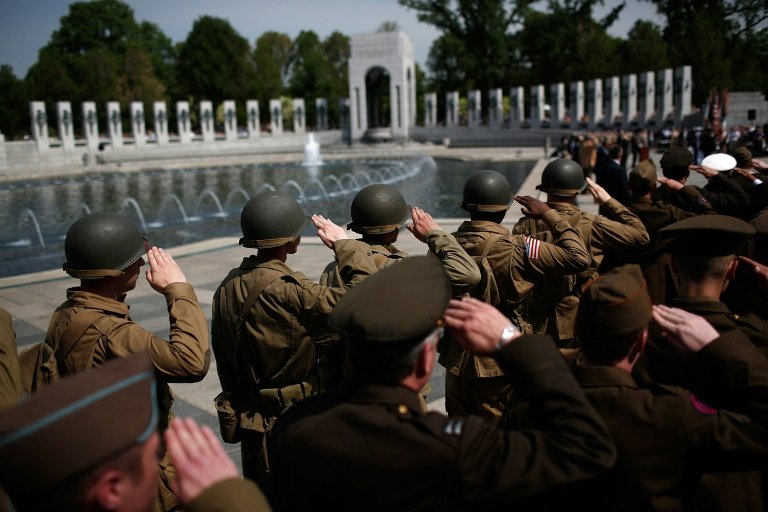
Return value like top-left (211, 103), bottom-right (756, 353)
top-left (660, 214), bottom-right (756, 257)
top-left (329, 255), bottom-right (450, 346)
top-left (577, 264), bottom-right (652, 340)
top-left (660, 147), bottom-right (693, 170)
top-left (0, 352), bottom-right (157, 500)
top-left (628, 159), bottom-right (658, 195)
top-left (734, 146), bottom-right (753, 169)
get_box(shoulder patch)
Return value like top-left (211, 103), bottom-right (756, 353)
top-left (524, 236), bottom-right (541, 259)
top-left (442, 418), bottom-right (464, 436)
top-left (689, 393), bottom-right (717, 415)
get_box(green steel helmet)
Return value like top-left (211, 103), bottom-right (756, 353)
top-left (63, 212), bottom-right (145, 279)
top-left (461, 170), bottom-right (512, 212)
top-left (537, 158), bottom-right (586, 196)
top-left (240, 191), bottom-right (308, 249)
top-left (347, 184), bottom-right (408, 234)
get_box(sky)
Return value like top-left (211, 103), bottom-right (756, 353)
top-left (0, 0), bottom-right (663, 78)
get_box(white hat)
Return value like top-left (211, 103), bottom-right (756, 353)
top-left (701, 153), bottom-right (737, 172)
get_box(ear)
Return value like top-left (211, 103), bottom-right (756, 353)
top-left (627, 329), bottom-right (648, 365)
top-left (415, 342), bottom-right (436, 380)
top-left (92, 469), bottom-right (127, 511)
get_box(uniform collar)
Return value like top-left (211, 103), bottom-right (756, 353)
top-left (65, 287), bottom-right (129, 316)
top-left (574, 365), bottom-right (638, 389)
top-left (238, 255), bottom-right (292, 272)
top-left (672, 296), bottom-right (731, 314)
top-left (364, 242), bottom-right (406, 257)
top-left (456, 220), bottom-right (510, 235)
top-left (344, 383), bottom-right (424, 416)
top-left (547, 202), bottom-right (581, 214)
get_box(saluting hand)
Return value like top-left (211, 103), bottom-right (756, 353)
top-left (514, 195), bottom-right (550, 219)
top-left (657, 176), bottom-right (684, 192)
top-left (407, 206), bottom-right (439, 243)
top-left (690, 165), bottom-right (717, 179)
top-left (737, 256), bottom-right (768, 289)
top-left (651, 305), bottom-right (718, 354)
top-left (585, 177), bottom-right (611, 205)
top-left (145, 246), bottom-right (187, 293)
top-left (311, 214), bottom-right (348, 249)
top-left (165, 417), bottom-right (240, 507)
top-left (443, 298), bottom-right (518, 356)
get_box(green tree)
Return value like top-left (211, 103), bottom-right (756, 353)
top-left (620, 20), bottom-right (669, 73)
top-left (0, 66), bottom-right (29, 139)
top-left (176, 16), bottom-right (256, 106)
top-left (322, 31), bottom-right (350, 128)
top-left (138, 21), bottom-right (177, 96)
top-left (288, 31), bottom-right (331, 128)
top-left (253, 31), bottom-right (292, 123)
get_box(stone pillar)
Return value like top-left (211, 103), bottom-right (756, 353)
top-left (130, 102), bottom-right (146, 147)
top-left (292, 99), bottom-right (306, 134)
top-left (621, 75), bottom-right (638, 127)
top-left (424, 93), bottom-right (437, 127)
top-left (200, 101), bottom-right (214, 142)
top-left (674, 65), bottom-right (692, 125)
top-left (488, 88), bottom-right (503, 127)
top-left (82, 102), bottom-right (99, 151)
top-left (107, 102), bottom-right (123, 149)
top-left (638, 71), bottom-right (655, 126)
top-left (605, 76), bottom-right (621, 128)
top-left (270, 99), bottom-right (283, 135)
top-left (569, 81), bottom-right (585, 129)
top-left (0, 132), bottom-right (7, 172)
top-left (246, 100), bottom-right (260, 138)
top-left (587, 79), bottom-right (604, 129)
top-left (30, 101), bottom-right (50, 151)
top-left (530, 85), bottom-right (545, 125)
top-left (153, 102), bottom-right (169, 145)
top-left (315, 98), bottom-right (328, 130)
top-left (223, 100), bottom-right (237, 140)
top-left (550, 83), bottom-right (566, 127)
top-left (468, 90), bottom-right (482, 127)
top-left (656, 68), bottom-right (673, 126)
top-left (340, 98), bottom-right (351, 143)
top-left (509, 87), bottom-right (524, 127)
top-left (445, 92), bottom-right (459, 127)
top-left (176, 101), bottom-right (192, 144)
top-left (56, 102), bottom-right (75, 151)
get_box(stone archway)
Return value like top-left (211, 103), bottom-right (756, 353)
top-left (348, 31), bottom-right (415, 142)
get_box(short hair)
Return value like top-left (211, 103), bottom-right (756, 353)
top-left (12, 442), bottom-right (146, 511)
top-left (673, 253), bottom-right (733, 284)
top-left (581, 327), bottom-right (645, 366)
top-left (609, 145), bottom-right (622, 160)
top-left (469, 210), bottom-right (507, 223)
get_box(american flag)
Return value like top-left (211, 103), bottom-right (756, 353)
top-left (525, 236), bottom-right (541, 259)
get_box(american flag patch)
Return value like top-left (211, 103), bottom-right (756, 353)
top-left (525, 236), bottom-right (541, 259)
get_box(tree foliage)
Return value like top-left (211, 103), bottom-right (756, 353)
top-left (253, 31), bottom-right (292, 121)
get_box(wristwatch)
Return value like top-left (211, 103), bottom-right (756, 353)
top-left (496, 324), bottom-right (520, 351)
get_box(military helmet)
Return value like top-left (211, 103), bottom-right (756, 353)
top-left (63, 212), bottom-right (145, 279)
top-left (240, 191), bottom-right (308, 249)
top-left (347, 184), bottom-right (408, 234)
top-left (461, 170), bottom-right (512, 212)
top-left (537, 158), bottom-right (586, 196)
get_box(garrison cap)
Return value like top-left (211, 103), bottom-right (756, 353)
top-left (734, 146), bottom-right (753, 169)
top-left (628, 159), bottom-right (657, 195)
top-left (660, 147), bottom-right (693, 170)
top-left (577, 264), bottom-right (652, 340)
top-left (0, 352), bottom-right (156, 500)
top-left (702, 153), bottom-right (736, 172)
top-left (660, 214), bottom-right (755, 257)
top-left (328, 255), bottom-right (450, 346)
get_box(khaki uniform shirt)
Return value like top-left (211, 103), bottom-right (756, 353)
top-left (187, 478), bottom-right (271, 512)
top-left (513, 199), bottom-right (649, 340)
top-left (442, 209), bottom-right (590, 377)
top-left (45, 283), bottom-right (210, 426)
top-left (0, 308), bottom-right (22, 411)
top-left (319, 229), bottom-right (480, 297)
top-left (268, 334), bottom-right (615, 512)
top-left (211, 239), bottom-right (376, 430)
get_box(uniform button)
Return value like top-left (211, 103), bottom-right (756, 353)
top-left (367, 252), bottom-right (372, 256)
top-left (398, 405), bottom-right (408, 415)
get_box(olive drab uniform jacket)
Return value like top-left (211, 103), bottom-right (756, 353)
top-left (319, 229), bottom-right (481, 297)
top-left (441, 209), bottom-right (590, 380)
top-left (268, 334), bottom-right (616, 512)
top-left (571, 330), bottom-right (768, 512)
top-left (187, 478), bottom-right (271, 512)
top-left (211, 239), bottom-right (377, 434)
top-left (513, 199), bottom-right (649, 342)
top-left (45, 283), bottom-right (210, 512)
top-left (0, 308), bottom-right (22, 411)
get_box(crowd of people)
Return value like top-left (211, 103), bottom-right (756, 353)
top-left (1, 139), bottom-right (768, 511)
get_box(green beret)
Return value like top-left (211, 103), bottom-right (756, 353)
top-left (734, 146), bottom-right (753, 169)
top-left (577, 264), bottom-right (651, 339)
top-left (660, 147), bottom-right (692, 170)
top-left (329, 255), bottom-right (450, 345)
top-left (0, 353), bottom-right (156, 501)
top-left (660, 214), bottom-right (755, 257)
top-left (628, 159), bottom-right (657, 195)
